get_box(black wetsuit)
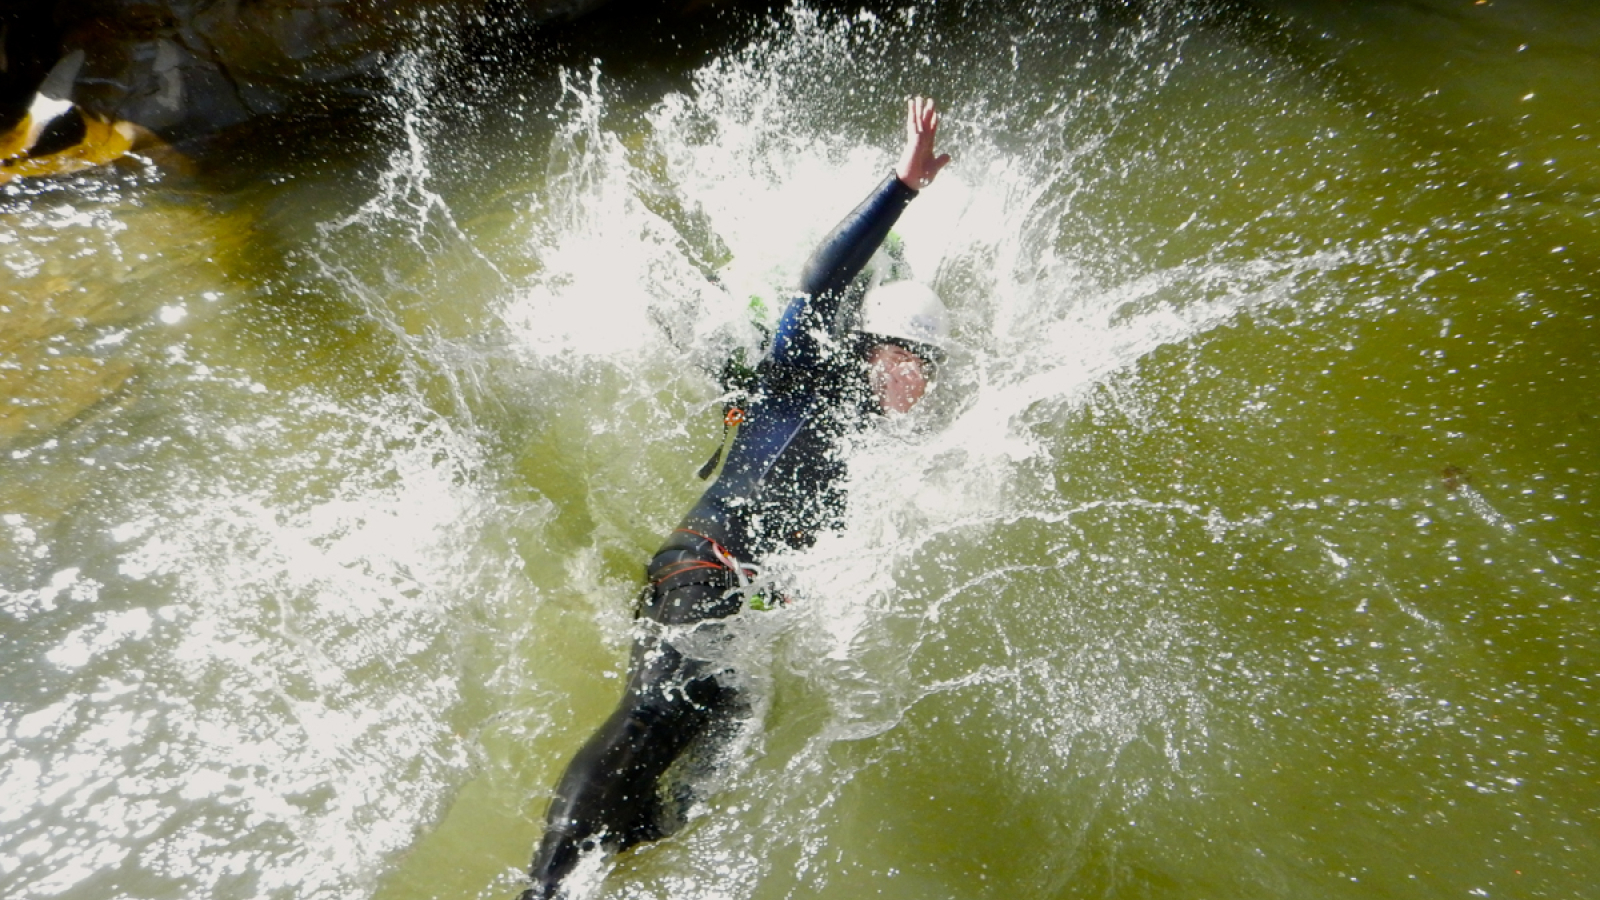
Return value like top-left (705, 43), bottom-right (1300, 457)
top-left (524, 173), bottom-right (919, 900)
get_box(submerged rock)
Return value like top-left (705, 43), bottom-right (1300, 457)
top-left (0, 284), bottom-right (140, 452)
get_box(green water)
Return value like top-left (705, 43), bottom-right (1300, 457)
top-left (2, 2), bottom-right (1596, 899)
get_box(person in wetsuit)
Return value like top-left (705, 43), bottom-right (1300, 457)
top-left (523, 97), bottom-right (952, 900)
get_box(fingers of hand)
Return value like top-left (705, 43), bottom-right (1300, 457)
top-left (899, 97), bottom-right (945, 188)
top-left (907, 96), bottom-right (939, 135)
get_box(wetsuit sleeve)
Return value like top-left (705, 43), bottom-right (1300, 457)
top-left (768, 172), bottom-right (919, 369)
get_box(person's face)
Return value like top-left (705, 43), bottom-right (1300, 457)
top-left (867, 343), bottom-right (932, 414)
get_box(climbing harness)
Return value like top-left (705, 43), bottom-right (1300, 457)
top-left (651, 529), bottom-right (787, 612)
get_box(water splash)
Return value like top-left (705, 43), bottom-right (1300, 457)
top-left (5, 3), bottom-right (1597, 900)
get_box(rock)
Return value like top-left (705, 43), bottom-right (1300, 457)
top-left (0, 0), bottom-right (629, 175)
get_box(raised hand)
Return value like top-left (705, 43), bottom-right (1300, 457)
top-left (895, 96), bottom-right (951, 191)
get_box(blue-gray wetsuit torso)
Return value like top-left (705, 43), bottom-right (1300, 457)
top-left (524, 173), bottom-right (919, 900)
top-left (682, 172), bottom-right (920, 559)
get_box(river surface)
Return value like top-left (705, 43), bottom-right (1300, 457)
top-left (2, 2), bottom-right (1597, 899)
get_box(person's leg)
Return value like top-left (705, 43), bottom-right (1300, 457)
top-left (525, 578), bottom-right (742, 899)
top-left (524, 648), bottom-right (732, 897)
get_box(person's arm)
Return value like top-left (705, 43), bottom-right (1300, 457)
top-left (794, 174), bottom-right (917, 312)
top-left (769, 97), bottom-right (949, 370)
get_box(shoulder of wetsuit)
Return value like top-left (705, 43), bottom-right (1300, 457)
top-left (718, 345), bottom-right (762, 399)
top-left (714, 292), bottom-right (778, 400)
top-left (753, 356), bottom-right (805, 397)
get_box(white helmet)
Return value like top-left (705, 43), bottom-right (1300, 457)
top-left (858, 281), bottom-right (949, 361)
